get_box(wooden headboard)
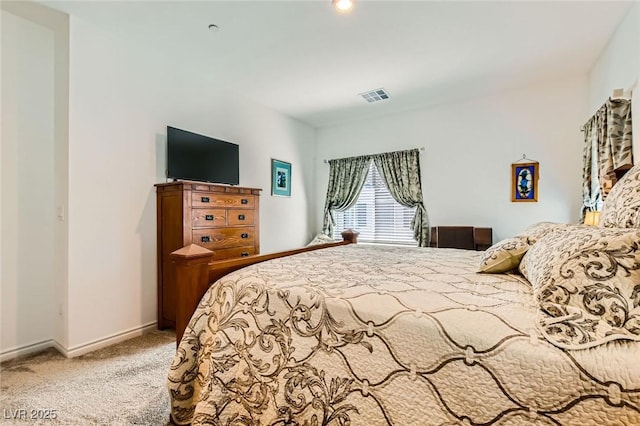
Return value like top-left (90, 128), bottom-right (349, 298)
top-left (169, 230), bottom-right (359, 344)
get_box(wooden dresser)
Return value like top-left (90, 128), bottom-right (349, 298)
top-left (155, 181), bottom-right (261, 329)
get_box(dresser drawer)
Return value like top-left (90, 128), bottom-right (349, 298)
top-left (193, 227), bottom-right (255, 249)
top-left (192, 193), bottom-right (255, 208)
top-left (210, 246), bottom-right (256, 260)
top-left (228, 209), bottom-right (255, 226)
top-left (191, 209), bottom-right (227, 228)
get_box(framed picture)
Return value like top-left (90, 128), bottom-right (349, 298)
top-left (511, 162), bottom-right (538, 202)
top-left (271, 159), bottom-right (291, 197)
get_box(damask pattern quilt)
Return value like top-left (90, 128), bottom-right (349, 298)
top-left (168, 245), bottom-right (640, 425)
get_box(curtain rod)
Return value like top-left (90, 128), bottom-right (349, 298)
top-left (323, 147), bottom-right (425, 164)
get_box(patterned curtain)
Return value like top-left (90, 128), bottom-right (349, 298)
top-left (372, 149), bottom-right (430, 247)
top-left (322, 155), bottom-right (371, 236)
top-left (581, 112), bottom-right (603, 217)
top-left (581, 98), bottom-right (633, 219)
top-left (599, 98), bottom-right (633, 197)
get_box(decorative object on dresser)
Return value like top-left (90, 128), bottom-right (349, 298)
top-left (429, 226), bottom-right (492, 250)
top-left (155, 181), bottom-right (261, 330)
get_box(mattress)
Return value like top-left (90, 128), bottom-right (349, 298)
top-left (167, 244), bottom-right (640, 425)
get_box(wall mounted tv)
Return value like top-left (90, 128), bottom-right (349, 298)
top-left (167, 126), bottom-right (239, 185)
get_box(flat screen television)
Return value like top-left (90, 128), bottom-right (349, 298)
top-left (167, 126), bottom-right (239, 185)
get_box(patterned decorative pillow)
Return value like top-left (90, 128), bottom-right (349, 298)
top-left (307, 233), bottom-right (336, 246)
top-left (478, 238), bottom-right (530, 273)
top-left (519, 226), bottom-right (640, 349)
top-left (517, 223), bottom-right (582, 279)
top-left (600, 164), bottom-right (640, 228)
top-left (514, 221), bottom-right (574, 245)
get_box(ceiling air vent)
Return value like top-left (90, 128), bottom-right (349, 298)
top-left (359, 88), bottom-right (390, 103)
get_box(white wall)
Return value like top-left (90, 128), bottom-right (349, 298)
top-left (315, 77), bottom-right (588, 242)
top-left (588, 3), bottom-right (640, 161)
top-left (2, 3), bottom-right (315, 358)
top-left (1, 10), bottom-right (57, 356)
top-left (65, 17), bottom-right (315, 350)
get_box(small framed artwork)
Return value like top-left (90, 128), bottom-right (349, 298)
top-left (511, 162), bottom-right (539, 202)
top-left (271, 159), bottom-right (291, 197)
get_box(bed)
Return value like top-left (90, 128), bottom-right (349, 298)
top-left (167, 167), bottom-right (640, 425)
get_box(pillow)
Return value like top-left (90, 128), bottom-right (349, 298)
top-left (600, 163), bottom-right (640, 228)
top-left (514, 221), bottom-right (573, 245)
top-left (517, 223), bottom-right (580, 279)
top-left (306, 233), bottom-right (336, 246)
top-left (519, 226), bottom-right (640, 349)
top-left (478, 237), bottom-right (530, 273)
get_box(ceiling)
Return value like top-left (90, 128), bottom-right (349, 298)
top-left (41, 0), bottom-right (633, 128)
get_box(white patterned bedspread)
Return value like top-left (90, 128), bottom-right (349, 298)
top-left (168, 245), bottom-right (640, 425)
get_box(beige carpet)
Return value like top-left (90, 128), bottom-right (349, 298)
top-left (0, 330), bottom-right (176, 425)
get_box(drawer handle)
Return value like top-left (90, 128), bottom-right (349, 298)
top-left (201, 197), bottom-right (210, 203)
top-left (241, 252), bottom-right (249, 257)
top-left (241, 199), bottom-right (248, 204)
top-left (201, 236), bottom-right (211, 243)
top-left (205, 215), bottom-right (214, 221)
top-left (241, 233), bottom-right (249, 239)
top-left (238, 214), bottom-right (245, 220)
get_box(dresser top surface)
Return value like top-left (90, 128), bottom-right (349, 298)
top-left (156, 181), bottom-right (262, 194)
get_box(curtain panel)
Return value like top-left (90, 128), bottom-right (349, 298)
top-left (581, 98), bottom-right (633, 218)
top-left (600, 98), bottom-right (633, 196)
top-left (581, 110), bottom-right (604, 216)
top-left (372, 149), bottom-right (430, 247)
top-left (322, 156), bottom-right (371, 236)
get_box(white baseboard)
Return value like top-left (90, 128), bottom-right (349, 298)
top-left (0, 321), bottom-right (158, 362)
top-left (65, 321), bottom-right (158, 358)
top-left (0, 339), bottom-right (58, 363)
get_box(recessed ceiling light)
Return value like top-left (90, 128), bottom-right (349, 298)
top-left (208, 24), bottom-right (219, 32)
top-left (332, 0), bottom-right (354, 12)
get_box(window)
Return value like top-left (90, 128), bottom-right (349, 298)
top-left (332, 162), bottom-right (416, 245)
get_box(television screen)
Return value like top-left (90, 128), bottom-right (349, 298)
top-left (167, 126), bottom-right (239, 185)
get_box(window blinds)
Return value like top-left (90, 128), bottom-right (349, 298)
top-left (332, 162), bottom-right (416, 245)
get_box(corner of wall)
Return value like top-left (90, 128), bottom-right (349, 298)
top-left (0, 0), bottom-right (71, 357)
